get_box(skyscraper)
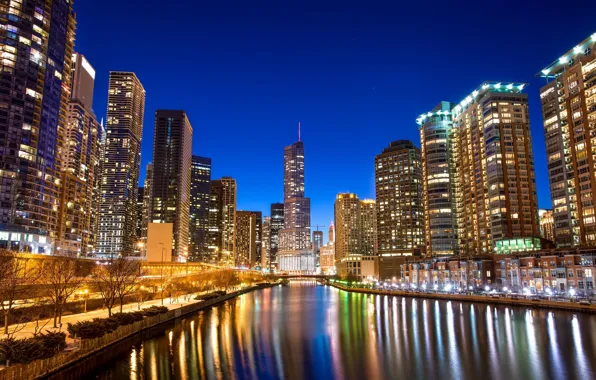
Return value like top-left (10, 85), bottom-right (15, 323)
top-left (451, 82), bottom-right (540, 255)
top-left (278, 128), bottom-right (315, 273)
top-left (0, 1), bottom-right (75, 254)
top-left (235, 211), bottom-right (256, 267)
top-left (190, 156), bottom-right (212, 261)
top-left (253, 211), bottom-right (263, 265)
top-left (375, 140), bottom-right (424, 256)
top-left (56, 53), bottom-right (104, 257)
top-left (150, 110), bottom-right (193, 261)
top-left (418, 101), bottom-right (459, 256)
top-left (269, 203), bottom-right (284, 270)
top-left (334, 193), bottom-right (378, 279)
top-left (98, 72), bottom-right (146, 257)
top-left (209, 177), bottom-right (237, 265)
top-left (141, 163), bottom-right (153, 242)
top-left (539, 209), bottom-right (555, 243)
top-left (539, 33), bottom-right (596, 247)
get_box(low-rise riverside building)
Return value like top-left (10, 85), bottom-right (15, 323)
top-left (397, 248), bottom-right (596, 296)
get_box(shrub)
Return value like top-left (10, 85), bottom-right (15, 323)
top-left (110, 312), bottom-right (144, 326)
top-left (0, 332), bottom-right (66, 364)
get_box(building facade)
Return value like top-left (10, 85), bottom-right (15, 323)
top-left (190, 156), bottom-right (211, 261)
top-left (235, 211), bottom-right (256, 267)
top-left (312, 230), bottom-right (323, 253)
top-left (209, 177), bottom-right (236, 265)
top-left (0, 0), bottom-right (76, 254)
top-left (141, 163), bottom-right (153, 243)
top-left (418, 101), bottom-right (459, 256)
top-left (375, 140), bottom-right (424, 257)
top-left (56, 53), bottom-right (104, 257)
top-left (539, 33), bottom-right (596, 248)
top-left (98, 72), bottom-right (146, 257)
top-left (150, 110), bottom-right (192, 261)
top-left (539, 209), bottom-right (555, 243)
top-left (334, 193), bottom-right (378, 279)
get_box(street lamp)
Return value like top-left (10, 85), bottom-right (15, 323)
top-left (78, 289), bottom-right (89, 313)
top-left (159, 243), bottom-right (166, 305)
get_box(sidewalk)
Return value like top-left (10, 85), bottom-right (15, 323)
top-left (5, 294), bottom-right (199, 342)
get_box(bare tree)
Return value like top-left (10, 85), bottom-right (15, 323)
top-left (0, 250), bottom-right (37, 335)
top-left (40, 258), bottom-right (85, 328)
top-left (157, 265), bottom-right (174, 305)
top-left (215, 269), bottom-right (237, 292)
top-left (93, 263), bottom-right (118, 317)
top-left (114, 259), bottom-right (141, 313)
top-left (94, 258), bottom-right (142, 315)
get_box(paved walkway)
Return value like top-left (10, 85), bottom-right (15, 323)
top-left (4, 289), bottom-right (237, 342)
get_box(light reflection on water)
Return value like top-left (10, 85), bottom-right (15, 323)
top-left (94, 283), bottom-right (596, 380)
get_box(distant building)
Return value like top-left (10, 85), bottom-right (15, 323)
top-left (253, 211), bottom-right (263, 265)
top-left (539, 209), bottom-right (555, 243)
top-left (98, 72), bottom-right (146, 257)
top-left (319, 242), bottom-right (335, 275)
top-left (539, 33), bottom-right (596, 248)
top-left (150, 110), bottom-right (193, 261)
top-left (269, 203), bottom-right (284, 270)
top-left (235, 211), bottom-right (257, 267)
top-left (190, 156), bottom-right (212, 261)
top-left (261, 217), bottom-right (271, 269)
top-left (313, 230), bottom-right (324, 253)
top-left (209, 177), bottom-right (237, 265)
top-left (142, 164), bottom-right (153, 242)
top-left (135, 187), bottom-right (144, 252)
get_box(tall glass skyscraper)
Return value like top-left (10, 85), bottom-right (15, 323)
top-left (278, 129), bottom-right (315, 273)
top-left (190, 156), bottom-right (211, 261)
top-left (269, 202), bottom-right (284, 270)
top-left (0, 0), bottom-right (75, 254)
top-left (150, 110), bottom-right (193, 261)
top-left (97, 72), bottom-right (146, 257)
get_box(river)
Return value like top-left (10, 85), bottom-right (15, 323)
top-left (93, 282), bottom-right (596, 379)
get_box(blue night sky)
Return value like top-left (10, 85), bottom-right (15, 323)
top-left (75, 0), bottom-right (595, 241)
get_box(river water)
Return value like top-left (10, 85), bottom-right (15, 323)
top-left (93, 282), bottom-right (596, 379)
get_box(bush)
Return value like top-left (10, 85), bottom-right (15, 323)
top-left (140, 306), bottom-right (168, 316)
top-left (110, 312), bottom-right (144, 326)
top-left (0, 332), bottom-right (66, 364)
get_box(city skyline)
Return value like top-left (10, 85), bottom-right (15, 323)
top-left (73, 1), bottom-right (596, 230)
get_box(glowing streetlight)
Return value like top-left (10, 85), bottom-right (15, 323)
top-left (569, 288), bottom-right (576, 297)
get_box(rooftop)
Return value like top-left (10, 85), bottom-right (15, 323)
top-left (538, 32), bottom-right (596, 78)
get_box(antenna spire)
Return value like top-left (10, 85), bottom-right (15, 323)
top-left (298, 121), bottom-right (301, 142)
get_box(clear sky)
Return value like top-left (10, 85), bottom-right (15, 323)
top-left (74, 0), bottom-right (595, 241)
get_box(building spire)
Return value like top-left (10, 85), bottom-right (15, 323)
top-left (298, 121), bottom-right (301, 142)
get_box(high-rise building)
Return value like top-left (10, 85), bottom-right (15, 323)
top-left (98, 72), bottom-right (146, 257)
top-left (278, 130), bottom-right (315, 273)
top-left (136, 188), bottom-right (144, 240)
top-left (209, 177), bottom-right (236, 265)
top-left (56, 53), bottom-right (104, 257)
top-left (539, 33), bottom-right (596, 247)
top-left (360, 199), bottom-right (377, 256)
top-left (253, 211), bottom-right (262, 265)
top-left (235, 211), bottom-right (256, 267)
top-left (334, 193), bottom-right (378, 279)
top-left (269, 203), bottom-right (284, 270)
top-left (375, 140), bottom-right (424, 256)
top-left (141, 163), bottom-right (153, 242)
top-left (0, 1), bottom-right (75, 254)
top-left (190, 156), bottom-right (212, 261)
top-left (261, 216), bottom-right (271, 269)
top-left (451, 82), bottom-right (540, 255)
top-left (150, 110), bottom-right (193, 261)
top-left (418, 101), bottom-right (459, 256)
top-left (539, 209), bottom-right (555, 243)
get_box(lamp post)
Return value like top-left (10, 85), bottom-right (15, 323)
top-left (78, 289), bottom-right (89, 313)
top-left (159, 242), bottom-right (166, 305)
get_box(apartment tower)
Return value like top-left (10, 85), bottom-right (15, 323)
top-left (98, 72), bottom-right (146, 257)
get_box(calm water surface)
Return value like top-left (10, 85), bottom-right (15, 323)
top-left (93, 282), bottom-right (596, 380)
